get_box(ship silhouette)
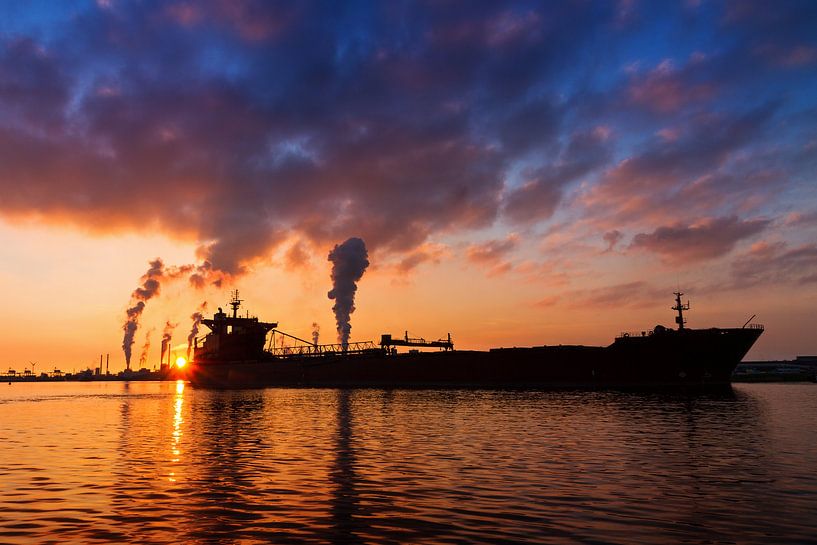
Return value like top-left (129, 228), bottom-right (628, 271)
top-left (186, 291), bottom-right (763, 388)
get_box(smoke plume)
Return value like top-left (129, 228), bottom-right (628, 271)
top-left (187, 302), bottom-right (208, 360)
top-left (121, 259), bottom-right (165, 369)
top-left (121, 258), bottom-right (221, 369)
top-left (160, 320), bottom-right (177, 365)
top-left (138, 328), bottom-right (154, 369)
top-left (327, 238), bottom-right (369, 351)
top-left (311, 322), bottom-right (320, 346)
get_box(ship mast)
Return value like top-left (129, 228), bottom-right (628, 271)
top-left (673, 291), bottom-right (690, 330)
top-left (230, 289), bottom-right (242, 318)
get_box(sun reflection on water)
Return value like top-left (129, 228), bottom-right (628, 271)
top-left (169, 380), bottom-right (185, 477)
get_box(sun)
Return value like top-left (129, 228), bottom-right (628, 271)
top-left (175, 356), bottom-right (187, 368)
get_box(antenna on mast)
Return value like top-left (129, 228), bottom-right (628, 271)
top-left (230, 290), bottom-right (242, 318)
top-left (672, 292), bottom-right (690, 330)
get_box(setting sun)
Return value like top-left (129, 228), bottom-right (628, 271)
top-left (175, 357), bottom-right (186, 368)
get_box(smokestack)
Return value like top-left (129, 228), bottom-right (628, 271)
top-left (311, 322), bottom-right (320, 346)
top-left (121, 259), bottom-right (165, 370)
top-left (120, 260), bottom-right (202, 371)
top-left (187, 302), bottom-right (207, 361)
top-left (161, 321), bottom-right (176, 368)
top-left (327, 238), bottom-right (369, 351)
top-left (106, 354), bottom-right (109, 375)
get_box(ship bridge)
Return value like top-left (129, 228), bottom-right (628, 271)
top-left (194, 291), bottom-right (277, 361)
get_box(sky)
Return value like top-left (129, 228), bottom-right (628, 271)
top-left (0, 0), bottom-right (816, 372)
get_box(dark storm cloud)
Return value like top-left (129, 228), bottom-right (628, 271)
top-left (0, 1), bottom-right (614, 273)
top-left (0, 38), bottom-right (68, 129)
top-left (0, 0), bottom-right (814, 276)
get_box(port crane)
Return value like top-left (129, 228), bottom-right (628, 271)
top-left (380, 331), bottom-right (454, 351)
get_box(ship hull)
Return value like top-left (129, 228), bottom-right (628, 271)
top-left (186, 327), bottom-right (763, 389)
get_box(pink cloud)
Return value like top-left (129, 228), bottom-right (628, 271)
top-left (629, 216), bottom-right (770, 263)
top-left (535, 281), bottom-right (668, 310)
top-left (465, 234), bottom-right (520, 275)
top-left (486, 10), bottom-right (542, 46)
top-left (627, 59), bottom-right (716, 113)
top-left (283, 240), bottom-right (311, 270)
top-left (581, 105), bottom-right (776, 228)
top-left (756, 44), bottom-right (817, 68)
top-left (730, 240), bottom-right (817, 287)
top-left (783, 210), bottom-right (817, 227)
top-left (395, 243), bottom-right (449, 274)
top-left (164, 3), bottom-right (203, 27)
top-left (502, 128), bottom-right (611, 225)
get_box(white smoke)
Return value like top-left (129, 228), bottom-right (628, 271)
top-left (138, 328), bottom-right (154, 368)
top-left (327, 238), bottom-right (369, 351)
top-left (187, 302), bottom-right (207, 360)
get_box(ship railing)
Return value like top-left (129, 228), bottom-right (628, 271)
top-left (618, 330), bottom-right (654, 338)
top-left (268, 340), bottom-right (379, 357)
top-left (745, 323), bottom-right (765, 330)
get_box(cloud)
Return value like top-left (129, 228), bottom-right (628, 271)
top-left (396, 243), bottom-right (449, 274)
top-left (0, 0), bottom-right (813, 285)
top-left (626, 58), bottom-right (716, 114)
top-left (725, 0), bottom-right (817, 69)
top-left (730, 240), bottom-right (817, 288)
top-left (466, 234), bottom-right (519, 263)
top-left (283, 240), bottom-right (311, 270)
top-left (582, 104), bottom-right (777, 226)
top-left (783, 210), bottom-right (817, 227)
top-left (465, 234), bottom-right (519, 275)
top-left (502, 127), bottom-right (611, 224)
top-left (0, 2), bottom-right (619, 275)
top-left (535, 281), bottom-right (668, 310)
top-left (0, 38), bottom-right (69, 130)
top-left (630, 216), bottom-right (770, 263)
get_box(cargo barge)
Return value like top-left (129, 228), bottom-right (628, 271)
top-left (185, 291), bottom-right (763, 388)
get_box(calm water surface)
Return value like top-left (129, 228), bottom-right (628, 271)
top-left (0, 382), bottom-right (815, 544)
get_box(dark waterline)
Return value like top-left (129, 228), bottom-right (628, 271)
top-left (1, 382), bottom-right (815, 544)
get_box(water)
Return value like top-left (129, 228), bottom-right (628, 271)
top-left (0, 382), bottom-right (815, 544)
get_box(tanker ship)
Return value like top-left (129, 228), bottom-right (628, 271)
top-left (185, 291), bottom-right (763, 388)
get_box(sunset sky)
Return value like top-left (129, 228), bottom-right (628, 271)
top-left (1, 0), bottom-right (815, 372)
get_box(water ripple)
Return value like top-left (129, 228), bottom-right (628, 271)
top-left (0, 382), bottom-right (816, 543)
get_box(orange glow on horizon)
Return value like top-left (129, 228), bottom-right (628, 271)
top-left (175, 357), bottom-right (187, 368)
top-left (0, 221), bottom-right (812, 370)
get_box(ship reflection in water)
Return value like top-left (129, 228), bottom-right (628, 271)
top-left (0, 383), bottom-right (816, 543)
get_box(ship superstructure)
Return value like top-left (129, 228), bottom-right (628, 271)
top-left (195, 291), bottom-right (277, 362)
